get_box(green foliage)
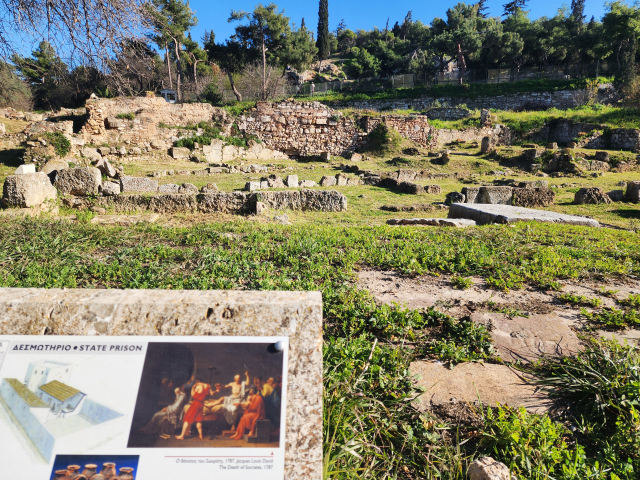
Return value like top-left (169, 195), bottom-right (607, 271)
top-left (581, 307), bottom-right (640, 329)
top-left (42, 132), bottom-right (71, 158)
top-left (451, 275), bottom-right (473, 290)
top-left (363, 123), bottom-right (402, 155)
top-left (557, 293), bottom-right (602, 308)
top-left (116, 112), bottom-right (135, 120)
top-left (479, 406), bottom-right (601, 480)
top-left (201, 82), bottom-right (223, 104)
top-left (316, 0), bottom-right (330, 61)
top-left (619, 293), bottom-right (640, 307)
top-left (532, 337), bottom-right (640, 478)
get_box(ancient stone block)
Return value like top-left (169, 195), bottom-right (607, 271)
top-left (299, 180), bottom-right (317, 188)
top-left (425, 185), bottom-right (441, 194)
top-left (351, 153), bottom-right (363, 161)
top-left (286, 175), bottom-right (299, 188)
top-left (574, 187), bottom-right (612, 204)
top-left (2, 173), bottom-right (57, 207)
top-left (54, 167), bottom-right (102, 196)
top-left (468, 457), bottom-right (516, 480)
top-left (480, 136), bottom-right (493, 153)
top-left (607, 189), bottom-right (625, 202)
top-left (461, 187), bottom-right (480, 203)
top-left (39, 159), bottom-right (69, 176)
top-left (512, 187), bottom-right (555, 208)
top-left (245, 181), bottom-right (261, 192)
top-left (170, 147), bottom-right (190, 159)
top-left (200, 183), bottom-right (219, 193)
top-left (595, 151), bottom-right (610, 162)
top-left (119, 176), bottom-right (158, 194)
top-left (15, 164), bottom-right (36, 175)
top-left (523, 149), bottom-right (543, 161)
top-left (267, 176), bottom-right (286, 188)
top-left (546, 142), bottom-right (558, 149)
top-left (99, 181), bottom-right (121, 196)
top-left (477, 186), bottom-right (514, 205)
top-left (158, 184), bottom-right (180, 194)
top-left (94, 157), bottom-right (117, 178)
top-left (398, 182), bottom-right (424, 194)
top-left (82, 147), bottom-right (102, 160)
top-left (320, 175), bottom-right (337, 187)
top-left (445, 192), bottom-right (465, 205)
top-left (449, 203), bottom-right (600, 227)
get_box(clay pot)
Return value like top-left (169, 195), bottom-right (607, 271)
top-left (53, 471), bottom-right (68, 480)
top-left (100, 463), bottom-right (117, 479)
top-left (116, 467), bottom-right (134, 480)
top-left (66, 465), bottom-right (82, 479)
top-left (81, 465), bottom-right (98, 478)
top-left (90, 473), bottom-right (106, 480)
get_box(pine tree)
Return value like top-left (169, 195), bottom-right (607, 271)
top-left (502, 0), bottom-right (527, 17)
top-left (316, 0), bottom-right (330, 71)
top-left (477, 0), bottom-right (489, 18)
top-left (571, 0), bottom-right (586, 31)
top-left (301, 17), bottom-right (306, 29)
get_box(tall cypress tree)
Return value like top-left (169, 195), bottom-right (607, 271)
top-left (316, 0), bottom-right (330, 71)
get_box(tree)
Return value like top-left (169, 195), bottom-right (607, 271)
top-left (0, 62), bottom-right (32, 110)
top-left (12, 41), bottom-right (69, 109)
top-left (316, 0), bottom-right (330, 71)
top-left (602, 2), bottom-right (640, 70)
top-left (229, 4), bottom-right (291, 100)
top-left (0, 0), bottom-right (145, 69)
top-left (477, 0), bottom-right (489, 18)
top-left (281, 25), bottom-right (318, 73)
top-left (147, 0), bottom-right (198, 101)
top-left (503, 0), bottom-right (528, 17)
top-left (301, 18), bottom-right (306, 29)
top-left (205, 37), bottom-right (247, 101)
top-left (571, 0), bottom-right (586, 28)
top-left (336, 19), bottom-right (347, 36)
top-left (400, 11), bottom-right (413, 40)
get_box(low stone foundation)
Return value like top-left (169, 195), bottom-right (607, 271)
top-left (87, 190), bottom-right (348, 214)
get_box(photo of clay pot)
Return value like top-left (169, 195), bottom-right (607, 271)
top-left (49, 455), bottom-right (139, 480)
top-left (127, 342), bottom-right (284, 449)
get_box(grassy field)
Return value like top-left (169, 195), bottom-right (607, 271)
top-left (2, 106), bottom-right (640, 478)
top-left (0, 218), bottom-right (639, 478)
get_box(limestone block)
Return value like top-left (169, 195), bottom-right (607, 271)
top-left (449, 203), bottom-right (600, 227)
top-left (425, 185), bottom-right (441, 194)
top-left (15, 164), bottom-right (36, 174)
top-left (480, 136), bottom-right (493, 153)
top-left (478, 186), bottom-right (514, 205)
top-left (260, 180), bottom-right (270, 189)
top-left (98, 180), bottom-right (120, 196)
top-left (320, 175), bottom-right (337, 187)
top-left (595, 151), bottom-right (610, 162)
top-left (574, 187), bottom-right (612, 204)
top-left (546, 142), bottom-right (558, 149)
top-left (286, 175), bottom-right (299, 188)
top-left (346, 177), bottom-right (360, 186)
top-left (245, 181), bottom-right (261, 192)
top-left (81, 147), bottom-right (102, 160)
top-left (512, 187), bottom-right (555, 207)
top-left (158, 184), bottom-right (180, 194)
top-left (119, 176), bottom-right (158, 194)
top-left (336, 174), bottom-right (348, 186)
top-left (105, 116), bottom-right (126, 129)
top-left (320, 152), bottom-right (331, 161)
top-left (607, 189), bottom-right (625, 202)
top-left (25, 112), bottom-right (44, 122)
top-left (299, 180), bottom-right (317, 188)
top-left (178, 183), bottom-right (199, 194)
top-left (222, 145), bottom-right (239, 161)
top-left (2, 173), bottom-right (57, 207)
top-left (170, 147), bottom-right (190, 159)
top-left (351, 153), bottom-right (363, 161)
top-left (54, 167), bottom-right (102, 196)
top-left (94, 157), bottom-right (117, 178)
top-left (39, 159), bottom-right (68, 176)
top-left (98, 147), bottom-right (111, 156)
top-left (445, 192), bottom-right (466, 205)
top-left (129, 147), bottom-right (142, 155)
top-left (200, 183), bottom-right (219, 193)
top-left (255, 202), bottom-right (268, 215)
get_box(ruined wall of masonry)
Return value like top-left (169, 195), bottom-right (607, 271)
top-left (359, 115), bottom-right (435, 149)
top-left (81, 97), bottom-right (225, 144)
top-left (239, 101), bottom-right (363, 156)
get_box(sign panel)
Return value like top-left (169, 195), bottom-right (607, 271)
top-left (0, 336), bottom-right (288, 480)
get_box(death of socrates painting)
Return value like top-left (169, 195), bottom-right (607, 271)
top-left (127, 342), bottom-right (284, 448)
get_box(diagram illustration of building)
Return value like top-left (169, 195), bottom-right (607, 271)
top-left (0, 360), bottom-right (126, 462)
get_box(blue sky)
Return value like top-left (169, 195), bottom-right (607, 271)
top-left (188, 0), bottom-right (609, 45)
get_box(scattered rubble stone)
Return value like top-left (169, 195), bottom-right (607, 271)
top-left (625, 181), bottom-right (640, 202)
top-left (546, 142), bottom-right (558, 149)
top-left (54, 167), bottom-right (102, 196)
top-left (255, 202), bottom-right (268, 215)
top-left (445, 192), bottom-right (466, 205)
top-left (299, 180), bottom-right (317, 187)
top-left (39, 159), bottom-right (69, 176)
top-left (607, 189), bottom-right (625, 202)
top-left (273, 214), bottom-right (291, 224)
top-left (94, 157), bottom-right (117, 177)
top-left (595, 151), bottom-right (610, 162)
top-left (320, 175), bottom-right (337, 187)
top-left (574, 187), bottom-right (612, 204)
top-left (2, 173), bottom-right (57, 207)
top-left (178, 183), bottom-right (198, 194)
top-left (468, 457), bottom-right (517, 480)
top-left (200, 183), bottom-right (219, 193)
top-left (99, 181), bottom-right (121, 196)
top-left (350, 153), bottom-right (363, 161)
top-left (158, 184), bottom-right (180, 194)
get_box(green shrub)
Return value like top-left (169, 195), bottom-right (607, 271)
top-left (202, 82), bottom-right (223, 104)
top-left (451, 275), bottom-right (473, 290)
top-left (42, 132), bottom-right (71, 158)
top-left (116, 112), bottom-right (135, 120)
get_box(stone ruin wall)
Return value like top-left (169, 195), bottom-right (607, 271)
top-left (81, 97), bottom-right (225, 144)
top-left (239, 101), bottom-right (362, 156)
top-left (528, 119), bottom-right (640, 151)
top-left (327, 88), bottom-right (615, 112)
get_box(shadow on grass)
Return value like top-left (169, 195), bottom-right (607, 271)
top-left (611, 208), bottom-right (640, 220)
top-left (0, 149), bottom-right (25, 169)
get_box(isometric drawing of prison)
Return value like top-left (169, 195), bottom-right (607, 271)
top-left (0, 360), bottom-right (126, 462)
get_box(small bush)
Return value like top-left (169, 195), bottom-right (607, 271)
top-left (451, 275), bottom-right (473, 290)
top-left (202, 82), bottom-right (223, 105)
top-left (116, 112), bottom-right (135, 120)
top-left (558, 293), bottom-right (602, 308)
top-left (42, 132), bottom-right (71, 158)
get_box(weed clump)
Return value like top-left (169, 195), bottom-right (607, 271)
top-left (116, 112), bottom-right (135, 120)
top-left (362, 123), bottom-right (404, 156)
top-left (41, 132), bottom-right (71, 158)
